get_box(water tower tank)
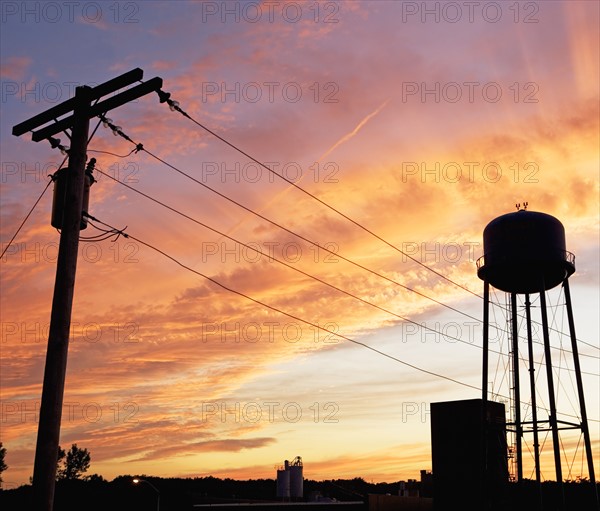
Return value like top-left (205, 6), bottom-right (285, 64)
top-left (477, 210), bottom-right (575, 294)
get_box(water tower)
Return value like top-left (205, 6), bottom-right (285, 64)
top-left (477, 205), bottom-right (597, 506)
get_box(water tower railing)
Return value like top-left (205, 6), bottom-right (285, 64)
top-left (476, 250), bottom-right (575, 271)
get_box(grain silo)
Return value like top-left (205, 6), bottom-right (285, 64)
top-left (275, 456), bottom-right (303, 500)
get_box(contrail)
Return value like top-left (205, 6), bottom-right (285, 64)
top-left (244, 99), bottom-right (391, 224)
top-left (316, 98), bottom-right (390, 164)
top-left (194, 99), bottom-right (392, 265)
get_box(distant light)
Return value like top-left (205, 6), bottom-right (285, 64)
top-left (133, 478), bottom-right (140, 484)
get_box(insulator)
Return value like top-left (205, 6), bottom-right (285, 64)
top-left (81, 158), bottom-right (96, 230)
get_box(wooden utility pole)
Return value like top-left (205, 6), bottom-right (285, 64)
top-left (12, 68), bottom-right (163, 511)
top-left (32, 84), bottom-right (91, 510)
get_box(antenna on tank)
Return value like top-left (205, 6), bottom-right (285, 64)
top-left (515, 202), bottom-right (529, 211)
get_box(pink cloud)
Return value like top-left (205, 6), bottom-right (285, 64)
top-left (0, 56), bottom-right (32, 80)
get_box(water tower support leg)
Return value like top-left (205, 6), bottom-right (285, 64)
top-left (525, 294), bottom-right (542, 509)
top-left (563, 279), bottom-right (598, 506)
top-left (539, 284), bottom-right (565, 507)
top-left (511, 292), bottom-right (523, 482)
top-left (481, 281), bottom-right (490, 508)
top-left (482, 281), bottom-right (490, 403)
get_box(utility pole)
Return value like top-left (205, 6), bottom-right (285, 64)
top-left (12, 68), bottom-right (162, 511)
top-left (32, 83), bottom-right (91, 511)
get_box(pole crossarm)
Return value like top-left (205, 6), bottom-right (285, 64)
top-left (11, 68), bottom-right (162, 141)
top-left (31, 78), bottom-right (163, 142)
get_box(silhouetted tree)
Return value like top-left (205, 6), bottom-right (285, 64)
top-left (57, 444), bottom-right (91, 480)
top-left (84, 473), bottom-right (105, 483)
top-left (57, 446), bottom-right (66, 464)
top-left (0, 443), bottom-right (7, 487)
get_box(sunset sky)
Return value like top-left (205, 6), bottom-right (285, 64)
top-left (1, 1), bottom-right (599, 488)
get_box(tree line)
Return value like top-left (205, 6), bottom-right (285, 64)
top-left (0, 442), bottom-right (91, 487)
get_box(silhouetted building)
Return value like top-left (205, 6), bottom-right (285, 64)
top-left (398, 479), bottom-right (418, 497)
top-left (419, 470), bottom-right (433, 498)
top-left (430, 399), bottom-right (508, 510)
top-left (397, 470), bottom-right (433, 499)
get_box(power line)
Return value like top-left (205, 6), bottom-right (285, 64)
top-left (146, 99), bottom-right (600, 355)
top-left (94, 167), bottom-right (482, 348)
top-left (88, 213), bottom-right (481, 392)
top-left (488, 291), bottom-right (599, 361)
top-left (84, 213), bottom-right (600, 424)
top-left (88, 148), bottom-right (138, 158)
top-left (487, 292), bottom-right (600, 437)
top-left (0, 176), bottom-right (54, 259)
top-left (94, 118), bottom-right (600, 360)
top-left (96, 116), bottom-right (485, 323)
top-left (1, 115), bottom-right (108, 260)
top-left (95, 166), bottom-right (600, 375)
top-left (156, 89), bottom-right (483, 300)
